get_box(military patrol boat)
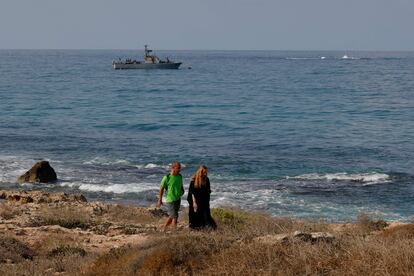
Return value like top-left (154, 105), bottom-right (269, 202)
top-left (112, 45), bottom-right (181, 69)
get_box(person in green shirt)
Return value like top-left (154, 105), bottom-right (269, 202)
top-left (157, 161), bottom-right (184, 230)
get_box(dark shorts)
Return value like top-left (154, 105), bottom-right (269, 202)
top-left (166, 199), bottom-right (181, 219)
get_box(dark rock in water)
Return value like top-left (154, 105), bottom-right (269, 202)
top-left (17, 161), bottom-right (57, 183)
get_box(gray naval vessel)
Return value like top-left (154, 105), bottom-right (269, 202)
top-left (112, 45), bottom-right (181, 69)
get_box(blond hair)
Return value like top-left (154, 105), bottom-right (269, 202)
top-left (192, 165), bottom-right (208, 188)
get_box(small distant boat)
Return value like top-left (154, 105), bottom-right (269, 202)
top-left (112, 45), bottom-right (181, 70)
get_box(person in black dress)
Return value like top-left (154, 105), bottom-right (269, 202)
top-left (187, 165), bottom-right (217, 230)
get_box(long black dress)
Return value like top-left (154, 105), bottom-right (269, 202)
top-left (187, 177), bottom-right (217, 229)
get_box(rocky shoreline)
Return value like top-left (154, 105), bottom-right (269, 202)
top-left (1, 189), bottom-right (413, 275)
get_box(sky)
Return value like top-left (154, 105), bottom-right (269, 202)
top-left (1, 0), bottom-right (413, 50)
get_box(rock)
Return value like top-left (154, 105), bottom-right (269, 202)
top-left (293, 231), bottom-right (313, 242)
top-left (70, 194), bottom-right (87, 203)
top-left (148, 207), bottom-right (168, 217)
top-left (310, 232), bottom-right (335, 243)
top-left (254, 234), bottom-right (290, 244)
top-left (0, 190), bottom-right (87, 204)
top-left (17, 161), bottom-right (57, 183)
top-left (6, 192), bottom-right (34, 204)
top-left (15, 229), bottom-right (27, 236)
top-left (293, 231), bottom-right (335, 243)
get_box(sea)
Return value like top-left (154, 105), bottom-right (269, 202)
top-left (0, 49), bottom-right (413, 222)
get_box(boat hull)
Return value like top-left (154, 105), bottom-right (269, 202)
top-left (113, 62), bottom-right (181, 70)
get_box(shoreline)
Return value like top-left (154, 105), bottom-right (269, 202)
top-left (1, 189), bottom-right (413, 275)
top-left (0, 183), bottom-right (411, 224)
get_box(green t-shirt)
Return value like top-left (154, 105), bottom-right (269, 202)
top-left (161, 174), bottom-right (184, 203)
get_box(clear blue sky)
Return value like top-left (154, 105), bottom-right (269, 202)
top-left (1, 0), bottom-right (413, 50)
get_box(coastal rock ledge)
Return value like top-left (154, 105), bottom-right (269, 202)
top-left (17, 161), bottom-right (57, 184)
top-left (0, 190), bottom-right (87, 204)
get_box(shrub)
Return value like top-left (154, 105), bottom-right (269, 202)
top-left (0, 203), bottom-right (21, 220)
top-left (40, 206), bottom-right (90, 229)
top-left (357, 213), bottom-right (388, 233)
top-left (104, 204), bottom-right (157, 225)
top-left (0, 235), bottom-right (35, 263)
top-left (48, 245), bottom-right (86, 257)
top-left (212, 208), bottom-right (247, 228)
top-left (84, 233), bottom-right (234, 275)
top-left (380, 224), bottom-right (414, 240)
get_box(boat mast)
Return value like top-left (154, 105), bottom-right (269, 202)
top-left (144, 45), bottom-right (156, 63)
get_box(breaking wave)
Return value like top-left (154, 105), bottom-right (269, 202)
top-left (287, 172), bottom-right (390, 184)
top-left (82, 157), bottom-right (133, 166)
top-left (59, 181), bottom-right (158, 194)
top-left (0, 155), bottom-right (44, 183)
top-left (82, 157), bottom-right (182, 170)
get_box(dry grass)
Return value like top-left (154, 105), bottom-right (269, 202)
top-left (84, 232), bottom-right (234, 276)
top-left (0, 254), bottom-right (95, 276)
top-left (102, 204), bottom-right (158, 224)
top-left (1, 202), bottom-right (413, 276)
top-left (90, 204), bottom-right (162, 235)
top-left (356, 213), bottom-right (388, 234)
top-left (30, 232), bottom-right (84, 256)
top-left (380, 224), bottom-right (414, 240)
top-left (0, 234), bottom-right (35, 263)
top-left (81, 210), bottom-right (414, 276)
top-left (0, 202), bottom-right (22, 220)
top-left (0, 233), bottom-right (92, 275)
top-left (37, 205), bottom-right (91, 229)
top-left (211, 207), bottom-right (329, 239)
top-left (82, 228), bottom-right (414, 276)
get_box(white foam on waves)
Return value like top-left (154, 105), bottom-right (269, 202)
top-left (59, 181), bottom-right (158, 194)
top-left (137, 163), bottom-right (186, 170)
top-left (136, 163), bottom-right (170, 170)
top-left (0, 155), bottom-right (39, 183)
top-left (83, 157), bottom-right (132, 166)
top-left (82, 157), bottom-right (182, 170)
top-left (288, 172), bottom-right (390, 185)
top-left (341, 55), bottom-right (359, 60)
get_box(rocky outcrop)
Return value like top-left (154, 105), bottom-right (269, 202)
top-left (17, 161), bottom-right (57, 184)
top-left (255, 231), bottom-right (335, 245)
top-left (254, 234), bottom-right (290, 244)
top-left (293, 231), bottom-right (335, 243)
top-left (0, 190), bottom-right (87, 204)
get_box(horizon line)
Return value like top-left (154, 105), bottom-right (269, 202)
top-left (1, 48), bottom-right (414, 52)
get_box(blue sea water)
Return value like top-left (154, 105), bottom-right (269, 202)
top-left (0, 49), bottom-right (413, 222)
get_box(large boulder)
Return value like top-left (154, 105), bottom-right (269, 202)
top-left (17, 161), bottom-right (57, 183)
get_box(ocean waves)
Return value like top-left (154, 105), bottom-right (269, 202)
top-left (59, 181), bottom-right (158, 195)
top-left (287, 172), bottom-right (390, 185)
top-left (1, 50), bottom-right (414, 221)
top-left (82, 157), bottom-right (182, 171)
top-left (1, 153), bottom-right (412, 221)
